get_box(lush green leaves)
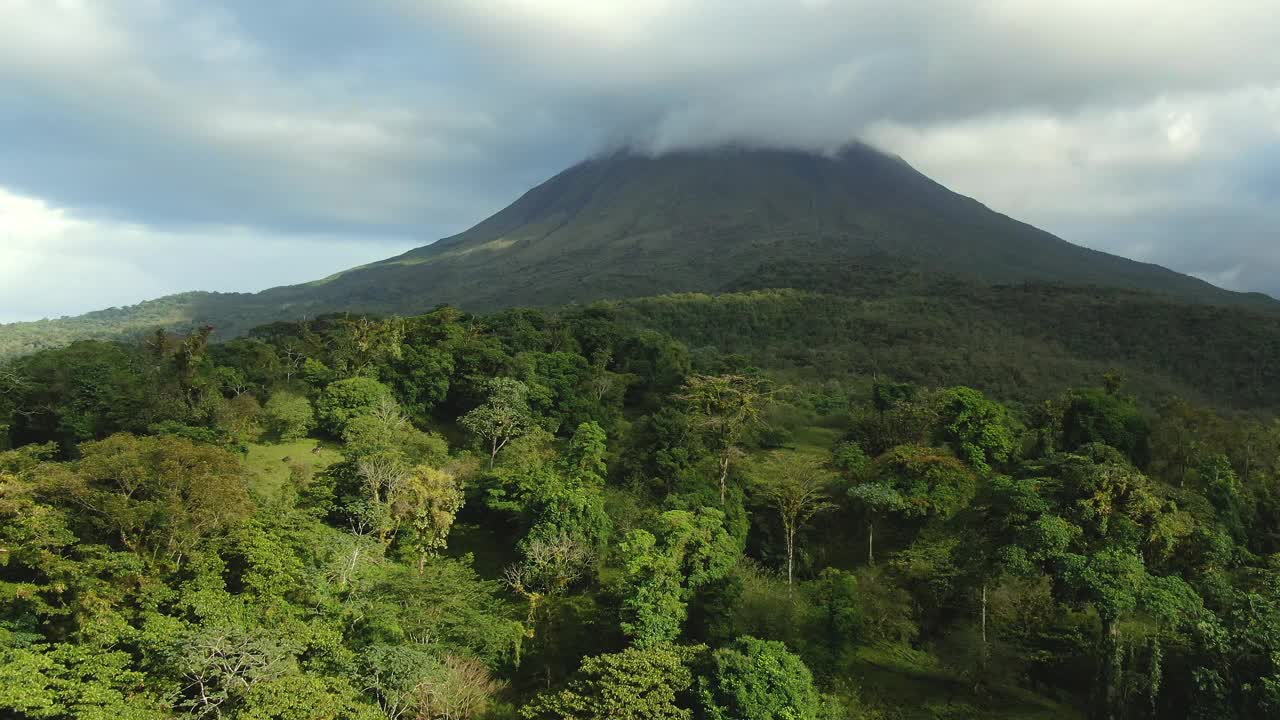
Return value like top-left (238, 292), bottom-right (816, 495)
top-left (697, 636), bottom-right (821, 720)
top-left (522, 643), bottom-right (701, 720)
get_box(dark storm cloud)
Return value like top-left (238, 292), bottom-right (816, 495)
top-left (1, 0), bottom-right (1279, 321)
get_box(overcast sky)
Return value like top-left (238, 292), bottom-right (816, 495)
top-left (2, 1), bottom-right (1278, 322)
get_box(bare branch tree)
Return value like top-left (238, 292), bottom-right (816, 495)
top-left (416, 655), bottom-right (507, 720)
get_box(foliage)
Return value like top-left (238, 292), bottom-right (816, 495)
top-left (3, 296), bottom-right (1280, 720)
top-left (262, 391), bottom-right (315, 441)
top-left (463, 377), bottom-right (536, 467)
top-left (750, 453), bottom-right (837, 585)
top-left (697, 636), bottom-right (822, 720)
top-left (521, 643), bottom-right (702, 720)
top-left (854, 445), bottom-right (976, 522)
top-left (66, 433), bottom-right (253, 560)
top-left (314, 377), bottom-right (395, 435)
top-left (938, 386), bottom-right (1018, 474)
top-left (620, 508), bottom-right (740, 647)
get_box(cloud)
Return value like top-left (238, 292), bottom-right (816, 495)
top-left (864, 86), bottom-right (1280, 293)
top-left (0, 0), bottom-right (1278, 312)
top-left (0, 186), bottom-right (414, 323)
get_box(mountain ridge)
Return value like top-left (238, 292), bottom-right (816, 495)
top-left (1, 143), bottom-right (1275, 358)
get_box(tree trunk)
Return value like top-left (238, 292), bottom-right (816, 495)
top-left (489, 436), bottom-right (499, 469)
top-left (1244, 439), bottom-right (1253, 486)
top-left (718, 452), bottom-right (731, 505)
top-left (786, 524), bottom-right (795, 589)
top-left (980, 582), bottom-right (988, 670)
top-left (1094, 618), bottom-right (1122, 720)
top-left (867, 520), bottom-right (875, 566)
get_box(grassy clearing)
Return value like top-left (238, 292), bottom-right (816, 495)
top-left (788, 424), bottom-right (842, 455)
top-left (850, 645), bottom-right (1083, 720)
top-left (242, 438), bottom-right (343, 496)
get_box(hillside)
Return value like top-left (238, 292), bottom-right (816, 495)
top-left (0, 144), bottom-right (1273, 359)
top-left (610, 273), bottom-right (1280, 412)
top-left (368, 144), bottom-right (1260, 307)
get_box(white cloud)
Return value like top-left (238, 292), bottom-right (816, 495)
top-left (0, 186), bottom-right (415, 323)
top-left (866, 86), bottom-right (1280, 246)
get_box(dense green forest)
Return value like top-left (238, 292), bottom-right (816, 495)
top-left (7, 269), bottom-right (1280, 417)
top-left (3, 305), bottom-right (1279, 719)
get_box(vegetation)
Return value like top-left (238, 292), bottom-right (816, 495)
top-left (3, 301), bottom-right (1280, 719)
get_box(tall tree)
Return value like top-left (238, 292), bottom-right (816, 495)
top-left (400, 464), bottom-right (465, 572)
top-left (848, 444), bottom-right (976, 565)
top-left (64, 433), bottom-right (253, 564)
top-left (681, 374), bottom-right (768, 504)
top-left (1005, 444), bottom-right (1192, 720)
top-left (751, 454), bottom-right (837, 586)
top-left (462, 377), bottom-right (535, 468)
top-left (315, 377), bottom-right (396, 435)
top-left (937, 386), bottom-right (1018, 475)
top-left (261, 391), bottom-right (315, 441)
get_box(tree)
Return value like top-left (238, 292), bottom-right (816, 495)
top-left (401, 464), bottom-right (465, 572)
top-left (937, 386), bottom-right (1018, 475)
top-left (619, 529), bottom-right (687, 647)
top-left (176, 624), bottom-right (297, 718)
top-left (341, 395), bottom-right (447, 466)
top-left (65, 433), bottom-right (253, 563)
top-left (315, 377), bottom-right (396, 435)
top-left (503, 530), bottom-right (596, 682)
top-left (415, 654), bottom-right (506, 720)
top-left (848, 445), bottom-right (975, 565)
top-left (390, 344), bottom-right (455, 422)
top-left (805, 569), bottom-right (862, 672)
top-left (505, 531), bottom-right (595, 638)
top-left (0, 644), bottom-right (171, 720)
top-left (521, 643), bottom-right (701, 720)
top-left (355, 561), bottom-right (524, 668)
top-left (1060, 388), bottom-right (1151, 468)
top-left (325, 315), bottom-right (405, 379)
top-left (1196, 453), bottom-right (1248, 542)
top-left (620, 508), bottom-right (738, 647)
top-left (1002, 445), bottom-right (1189, 720)
top-left (359, 644), bottom-right (439, 720)
top-left (358, 646), bottom-right (504, 720)
top-left (696, 636), bottom-right (821, 720)
top-left (486, 426), bottom-right (613, 562)
top-left (354, 453), bottom-right (459, 553)
top-left (830, 441), bottom-right (868, 479)
top-left (872, 380), bottom-right (917, 416)
top-left (751, 454), bottom-right (836, 586)
top-left (262, 391), bottom-right (315, 441)
top-left (462, 377), bottom-right (535, 468)
top-left (236, 674), bottom-right (380, 720)
top-left (681, 374), bottom-right (768, 504)
top-left (1148, 397), bottom-right (1226, 486)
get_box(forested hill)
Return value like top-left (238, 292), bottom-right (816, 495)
top-left (612, 270), bottom-right (1280, 413)
top-left (0, 145), bottom-right (1274, 358)
top-left (3, 305), bottom-right (1280, 719)
top-left (4, 269), bottom-right (1280, 415)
